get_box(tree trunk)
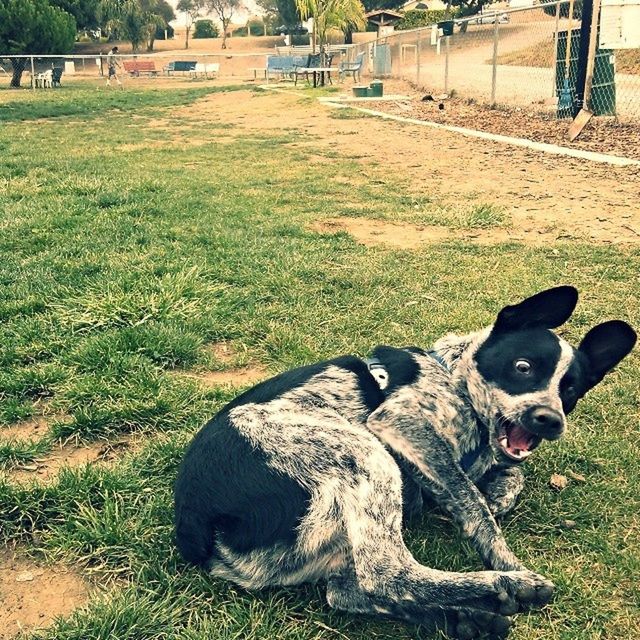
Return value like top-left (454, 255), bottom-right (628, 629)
top-left (221, 21), bottom-right (228, 49)
top-left (185, 26), bottom-right (190, 49)
top-left (10, 58), bottom-right (27, 88)
top-left (344, 28), bottom-right (353, 45)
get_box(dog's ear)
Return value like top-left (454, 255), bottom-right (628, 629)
top-left (493, 286), bottom-right (579, 332)
top-left (578, 320), bottom-right (636, 388)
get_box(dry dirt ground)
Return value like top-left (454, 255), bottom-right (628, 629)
top-left (0, 547), bottom-right (89, 640)
top-left (175, 81), bottom-right (640, 247)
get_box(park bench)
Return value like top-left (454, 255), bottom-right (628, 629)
top-left (123, 60), bottom-right (159, 77)
top-left (339, 51), bottom-right (365, 83)
top-left (266, 55), bottom-right (298, 81)
top-left (164, 60), bottom-right (197, 75)
top-left (189, 62), bottom-right (220, 78)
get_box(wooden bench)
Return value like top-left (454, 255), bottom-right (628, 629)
top-left (123, 60), bottom-right (159, 77)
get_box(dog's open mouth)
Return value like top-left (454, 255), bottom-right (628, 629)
top-left (496, 417), bottom-right (542, 462)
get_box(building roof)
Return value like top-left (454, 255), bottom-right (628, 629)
top-left (365, 10), bottom-right (404, 25)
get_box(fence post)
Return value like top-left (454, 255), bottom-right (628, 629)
top-left (491, 19), bottom-right (499, 105)
top-left (551, 1), bottom-right (561, 96)
top-left (416, 29), bottom-right (421, 86)
top-left (444, 35), bottom-right (450, 94)
top-left (30, 56), bottom-right (35, 91)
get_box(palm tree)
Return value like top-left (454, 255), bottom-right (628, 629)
top-left (295, 0), bottom-right (365, 57)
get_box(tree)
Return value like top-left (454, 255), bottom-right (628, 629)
top-left (0, 0), bottom-right (76, 87)
top-left (49, 0), bottom-right (101, 29)
top-left (193, 18), bottom-right (219, 38)
top-left (295, 0), bottom-right (365, 55)
top-left (177, 0), bottom-right (205, 49)
top-left (206, 0), bottom-right (243, 49)
top-left (99, 0), bottom-right (173, 51)
top-left (256, 0), bottom-right (299, 31)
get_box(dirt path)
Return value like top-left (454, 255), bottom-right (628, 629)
top-left (173, 84), bottom-right (640, 246)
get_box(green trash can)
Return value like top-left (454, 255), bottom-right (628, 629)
top-left (556, 28), bottom-right (616, 117)
top-left (352, 86), bottom-right (368, 98)
top-left (438, 20), bottom-right (454, 36)
top-left (369, 80), bottom-right (383, 97)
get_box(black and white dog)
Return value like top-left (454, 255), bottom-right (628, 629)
top-left (174, 286), bottom-right (636, 638)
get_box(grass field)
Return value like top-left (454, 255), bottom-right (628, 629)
top-left (0, 84), bottom-right (639, 640)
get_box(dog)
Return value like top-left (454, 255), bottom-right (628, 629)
top-left (174, 286), bottom-right (636, 639)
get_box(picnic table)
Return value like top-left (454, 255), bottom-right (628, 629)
top-left (294, 66), bottom-right (339, 87)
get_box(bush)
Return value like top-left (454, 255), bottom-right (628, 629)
top-left (193, 20), bottom-right (218, 39)
top-left (397, 9), bottom-right (454, 30)
top-left (232, 20), bottom-right (265, 36)
top-left (155, 24), bottom-right (174, 40)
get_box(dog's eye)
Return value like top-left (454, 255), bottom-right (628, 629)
top-left (514, 359), bottom-right (532, 374)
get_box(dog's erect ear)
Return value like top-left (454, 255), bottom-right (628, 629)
top-left (493, 286), bottom-right (579, 332)
top-left (578, 320), bottom-right (637, 388)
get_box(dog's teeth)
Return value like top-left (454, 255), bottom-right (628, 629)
top-left (499, 437), bottom-right (508, 448)
top-left (519, 449), bottom-right (532, 459)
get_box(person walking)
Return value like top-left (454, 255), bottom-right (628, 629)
top-left (106, 46), bottom-right (123, 89)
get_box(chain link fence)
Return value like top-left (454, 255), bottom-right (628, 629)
top-left (0, 51), bottom-right (277, 89)
top-left (351, 1), bottom-right (640, 122)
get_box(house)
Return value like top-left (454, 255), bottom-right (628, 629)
top-left (401, 0), bottom-right (449, 11)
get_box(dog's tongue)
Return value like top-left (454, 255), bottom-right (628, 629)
top-left (508, 424), bottom-right (533, 450)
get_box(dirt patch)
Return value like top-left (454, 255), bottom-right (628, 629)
top-left (0, 418), bottom-right (49, 442)
top-left (181, 366), bottom-right (268, 389)
top-left (6, 437), bottom-right (136, 484)
top-left (366, 96), bottom-right (640, 162)
top-left (205, 341), bottom-right (241, 364)
top-left (0, 548), bottom-right (89, 639)
top-left (310, 217), bottom-right (590, 249)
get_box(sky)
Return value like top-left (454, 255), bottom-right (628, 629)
top-left (166, 0), bottom-right (264, 27)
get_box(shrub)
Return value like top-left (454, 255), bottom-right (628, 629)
top-left (193, 19), bottom-right (218, 39)
top-left (397, 9), bottom-right (454, 30)
top-left (155, 24), bottom-right (175, 40)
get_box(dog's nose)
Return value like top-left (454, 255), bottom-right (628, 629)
top-left (523, 406), bottom-right (564, 440)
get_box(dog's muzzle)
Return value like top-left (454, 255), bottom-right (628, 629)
top-left (496, 406), bottom-right (564, 463)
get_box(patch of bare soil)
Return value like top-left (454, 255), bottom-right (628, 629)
top-left (164, 85), bottom-right (640, 246)
top-left (181, 366), bottom-right (268, 388)
top-left (0, 418), bottom-right (49, 442)
top-left (368, 95), bottom-right (640, 162)
top-left (0, 549), bottom-right (89, 639)
top-left (309, 217), bottom-right (585, 248)
top-left (6, 437), bottom-right (136, 484)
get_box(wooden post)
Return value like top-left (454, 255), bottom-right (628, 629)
top-left (30, 56), bottom-right (35, 90)
top-left (491, 19), bottom-right (499, 105)
top-left (444, 35), bottom-right (450, 94)
top-left (552, 1), bottom-right (561, 96)
top-left (416, 29), bottom-right (421, 86)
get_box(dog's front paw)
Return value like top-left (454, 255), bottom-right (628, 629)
top-left (495, 571), bottom-right (554, 615)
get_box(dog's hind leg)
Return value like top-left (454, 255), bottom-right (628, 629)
top-left (328, 451), bottom-right (553, 637)
top-left (327, 570), bottom-right (512, 639)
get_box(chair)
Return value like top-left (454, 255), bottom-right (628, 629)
top-left (339, 51), bottom-right (365, 83)
top-left (35, 69), bottom-right (53, 88)
top-left (293, 53), bottom-right (321, 86)
top-left (52, 67), bottom-right (63, 87)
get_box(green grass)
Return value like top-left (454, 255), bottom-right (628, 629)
top-left (0, 84), bottom-right (638, 640)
